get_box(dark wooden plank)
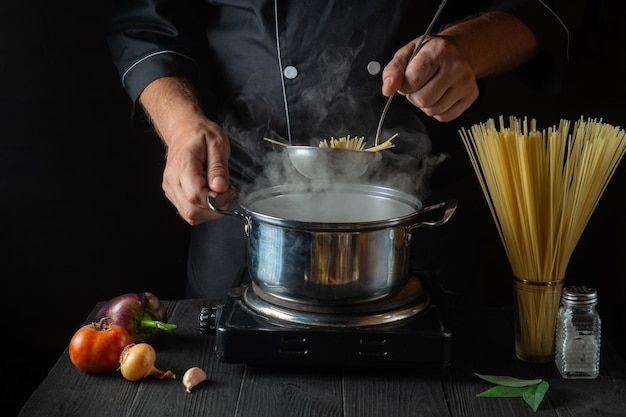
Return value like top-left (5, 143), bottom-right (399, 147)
top-left (17, 357), bottom-right (141, 417)
top-left (547, 374), bottom-right (626, 417)
top-left (342, 367), bottom-right (450, 417)
top-left (234, 366), bottom-right (344, 417)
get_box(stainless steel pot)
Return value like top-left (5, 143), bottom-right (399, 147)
top-left (209, 183), bottom-right (456, 305)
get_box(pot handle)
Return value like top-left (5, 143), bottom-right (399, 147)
top-left (207, 195), bottom-right (241, 218)
top-left (207, 195), bottom-right (252, 235)
top-left (407, 199), bottom-right (458, 231)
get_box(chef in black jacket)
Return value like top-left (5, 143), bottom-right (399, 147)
top-left (107, 0), bottom-right (586, 301)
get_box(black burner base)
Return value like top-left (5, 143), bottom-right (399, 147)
top-left (206, 286), bottom-right (452, 368)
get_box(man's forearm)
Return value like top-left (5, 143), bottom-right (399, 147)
top-left (138, 77), bottom-right (205, 146)
top-left (437, 11), bottom-right (540, 79)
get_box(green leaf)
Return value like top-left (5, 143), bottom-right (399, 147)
top-left (477, 385), bottom-right (527, 398)
top-left (474, 373), bottom-right (542, 387)
top-left (522, 381), bottom-right (550, 412)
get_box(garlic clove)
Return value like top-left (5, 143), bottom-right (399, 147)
top-left (182, 366), bottom-right (207, 392)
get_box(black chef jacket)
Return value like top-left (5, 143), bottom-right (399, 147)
top-left (107, 0), bottom-right (586, 301)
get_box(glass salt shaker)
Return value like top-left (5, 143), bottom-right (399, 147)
top-left (555, 285), bottom-right (601, 379)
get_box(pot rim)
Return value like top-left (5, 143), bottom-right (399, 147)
top-left (240, 183), bottom-right (423, 230)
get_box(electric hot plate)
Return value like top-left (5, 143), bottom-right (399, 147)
top-left (199, 276), bottom-right (452, 368)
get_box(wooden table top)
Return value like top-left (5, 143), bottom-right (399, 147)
top-left (18, 297), bottom-right (626, 417)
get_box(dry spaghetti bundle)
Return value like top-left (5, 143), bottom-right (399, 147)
top-left (459, 116), bottom-right (626, 362)
top-left (460, 116), bottom-right (626, 280)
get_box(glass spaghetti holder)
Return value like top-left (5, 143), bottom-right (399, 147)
top-left (513, 277), bottom-right (564, 363)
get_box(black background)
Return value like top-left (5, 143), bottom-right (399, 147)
top-left (1, 1), bottom-right (188, 414)
top-left (2, 1), bottom-right (625, 415)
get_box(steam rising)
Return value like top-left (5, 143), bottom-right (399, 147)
top-left (221, 44), bottom-right (448, 212)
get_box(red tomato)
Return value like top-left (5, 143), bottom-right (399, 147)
top-left (69, 318), bottom-right (132, 372)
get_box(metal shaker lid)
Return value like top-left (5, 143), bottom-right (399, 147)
top-left (561, 285), bottom-right (598, 305)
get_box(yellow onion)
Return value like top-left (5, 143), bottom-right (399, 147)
top-left (118, 343), bottom-right (176, 381)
